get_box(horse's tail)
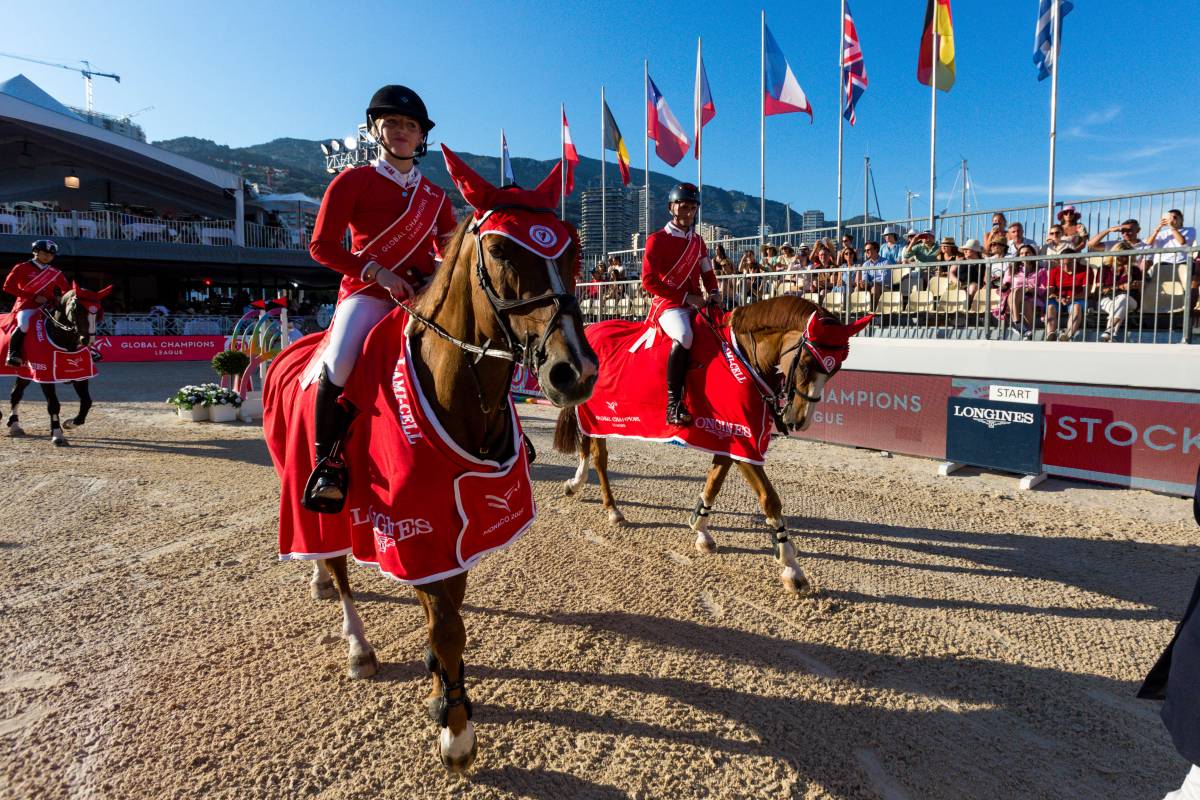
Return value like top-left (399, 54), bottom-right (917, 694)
top-left (553, 407), bottom-right (583, 455)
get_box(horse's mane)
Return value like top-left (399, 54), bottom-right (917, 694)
top-left (413, 217), bottom-right (474, 319)
top-left (731, 295), bottom-right (823, 335)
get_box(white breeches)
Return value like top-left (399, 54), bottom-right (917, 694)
top-left (658, 307), bottom-right (693, 348)
top-left (1164, 764), bottom-right (1200, 800)
top-left (320, 294), bottom-right (393, 386)
top-left (1100, 294), bottom-right (1136, 323)
top-left (15, 309), bottom-right (36, 332)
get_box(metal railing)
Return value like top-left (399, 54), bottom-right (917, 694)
top-left (578, 244), bottom-right (1199, 345)
top-left (602, 186), bottom-right (1200, 271)
top-left (96, 314), bottom-right (326, 337)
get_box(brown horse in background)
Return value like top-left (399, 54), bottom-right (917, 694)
top-left (264, 151), bottom-right (596, 772)
top-left (555, 296), bottom-right (870, 594)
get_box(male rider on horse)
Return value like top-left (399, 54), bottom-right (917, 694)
top-left (304, 85), bottom-right (456, 512)
top-left (641, 184), bottom-right (721, 426)
top-left (4, 239), bottom-right (69, 368)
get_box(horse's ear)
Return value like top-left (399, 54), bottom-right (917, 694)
top-left (71, 280), bottom-right (78, 294)
top-left (844, 314), bottom-right (874, 337)
top-left (441, 144), bottom-right (497, 211)
top-left (532, 160), bottom-right (564, 209)
top-left (96, 285), bottom-right (113, 300)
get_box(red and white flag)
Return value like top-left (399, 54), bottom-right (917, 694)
top-left (562, 107), bottom-right (579, 195)
top-left (694, 41), bottom-right (716, 159)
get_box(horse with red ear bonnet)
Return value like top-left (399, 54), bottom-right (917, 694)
top-left (263, 145), bottom-right (596, 773)
top-left (554, 292), bottom-right (871, 595)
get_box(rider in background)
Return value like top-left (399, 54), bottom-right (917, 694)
top-left (304, 85), bottom-right (456, 511)
top-left (641, 183), bottom-right (721, 427)
top-left (4, 239), bottom-right (69, 367)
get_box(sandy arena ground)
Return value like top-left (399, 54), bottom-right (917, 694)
top-left (1, 363), bottom-right (1197, 799)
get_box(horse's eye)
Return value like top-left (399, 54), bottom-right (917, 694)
top-left (487, 244), bottom-right (505, 259)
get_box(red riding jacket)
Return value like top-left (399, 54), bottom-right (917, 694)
top-left (3, 260), bottom-right (69, 313)
top-left (309, 161), bottom-right (457, 304)
top-left (642, 223), bottom-right (717, 324)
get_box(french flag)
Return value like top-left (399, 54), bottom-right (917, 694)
top-left (764, 23), bottom-right (812, 119)
top-left (647, 75), bottom-right (689, 167)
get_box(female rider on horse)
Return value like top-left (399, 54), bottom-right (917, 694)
top-left (5, 239), bottom-right (69, 368)
top-left (304, 85), bottom-right (456, 512)
top-left (641, 183), bottom-right (721, 426)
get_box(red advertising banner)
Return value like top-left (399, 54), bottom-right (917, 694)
top-left (92, 335), bottom-right (227, 363)
top-left (510, 365), bottom-right (543, 398)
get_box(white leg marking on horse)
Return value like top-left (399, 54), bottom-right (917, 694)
top-left (775, 534), bottom-right (811, 595)
top-left (310, 562), bottom-right (336, 599)
top-left (440, 721), bottom-right (476, 761)
top-left (341, 594), bottom-right (376, 678)
top-left (564, 454), bottom-right (589, 496)
top-left (692, 495), bottom-right (717, 553)
top-left (607, 507), bottom-right (626, 526)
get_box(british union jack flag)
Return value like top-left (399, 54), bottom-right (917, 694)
top-left (842, 2), bottom-right (868, 125)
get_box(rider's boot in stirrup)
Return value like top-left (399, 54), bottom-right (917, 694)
top-left (303, 371), bottom-right (351, 514)
top-left (665, 342), bottom-right (693, 427)
top-left (5, 329), bottom-right (25, 368)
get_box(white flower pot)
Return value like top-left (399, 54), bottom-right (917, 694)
top-left (208, 404), bottom-right (238, 423)
top-left (239, 391), bottom-right (263, 422)
top-left (179, 406), bottom-right (207, 422)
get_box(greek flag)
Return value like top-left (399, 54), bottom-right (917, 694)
top-left (1034, 0), bottom-right (1074, 81)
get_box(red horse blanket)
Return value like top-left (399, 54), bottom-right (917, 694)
top-left (576, 314), bottom-right (774, 464)
top-left (0, 314), bottom-right (96, 384)
top-left (265, 309), bottom-right (536, 585)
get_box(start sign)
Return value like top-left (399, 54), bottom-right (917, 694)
top-left (947, 397), bottom-right (1044, 476)
top-left (989, 385), bottom-right (1039, 405)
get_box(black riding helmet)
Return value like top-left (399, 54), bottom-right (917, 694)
top-left (31, 239), bottom-right (58, 255)
top-left (668, 183), bottom-right (701, 206)
top-left (366, 85), bottom-right (434, 160)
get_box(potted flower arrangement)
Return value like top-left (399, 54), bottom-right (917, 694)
top-left (167, 384), bottom-right (214, 422)
top-left (205, 385), bottom-right (243, 422)
top-left (211, 350), bottom-right (251, 382)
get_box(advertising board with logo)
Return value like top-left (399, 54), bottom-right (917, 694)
top-left (945, 397), bottom-right (1044, 476)
top-left (92, 336), bottom-right (227, 362)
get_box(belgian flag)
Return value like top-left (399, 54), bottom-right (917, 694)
top-left (602, 100), bottom-right (632, 186)
top-left (918, 0), bottom-right (955, 91)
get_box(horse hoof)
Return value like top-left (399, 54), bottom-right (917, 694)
top-left (347, 650), bottom-right (378, 679)
top-left (7, 425), bottom-right (24, 438)
top-left (694, 533), bottom-right (717, 555)
top-left (438, 723), bottom-right (478, 773)
top-left (310, 580), bottom-right (337, 600)
top-left (562, 481), bottom-right (577, 497)
top-left (51, 435), bottom-right (67, 447)
top-left (781, 570), bottom-right (813, 596)
top-left (607, 509), bottom-right (626, 526)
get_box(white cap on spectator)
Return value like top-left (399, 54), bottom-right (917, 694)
top-left (962, 238), bottom-right (983, 252)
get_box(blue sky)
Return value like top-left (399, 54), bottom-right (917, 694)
top-left (5, 1), bottom-right (1198, 220)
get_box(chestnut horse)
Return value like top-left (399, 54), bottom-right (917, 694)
top-left (5, 285), bottom-right (110, 446)
top-left (263, 149), bottom-right (596, 772)
top-left (554, 296), bottom-right (869, 594)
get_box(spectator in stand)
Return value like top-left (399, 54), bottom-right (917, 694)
top-left (900, 229), bottom-right (937, 298)
top-left (994, 243), bottom-right (1047, 340)
top-left (811, 242), bottom-right (836, 296)
top-left (1097, 241), bottom-right (1142, 341)
top-left (1088, 219), bottom-right (1144, 253)
top-left (605, 257), bottom-right (627, 301)
top-left (788, 245), bottom-right (814, 291)
top-left (1045, 247), bottom-right (1090, 341)
top-left (879, 227), bottom-right (903, 264)
top-left (736, 250), bottom-right (762, 303)
top-left (858, 241), bottom-right (891, 309)
top-left (987, 237), bottom-right (1010, 285)
top-left (777, 245), bottom-right (795, 271)
top-left (759, 244), bottom-right (778, 271)
top-left (952, 239), bottom-right (986, 306)
top-left (1044, 224), bottom-right (1068, 255)
top-left (984, 212), bottom-right (1009, 251)
top-left (1058, 205), bottom-right (1089, 249)
top-left (1006, 222), bottom-right (1037, 256)
top-left (935, 236), bottom-right (960, 277)
top-left (712, 244), bottom-right (735, 275)
top-left (1145, 209), bottom-right (1197, 280)
top-left (834, 241), bottom-right (857, 293)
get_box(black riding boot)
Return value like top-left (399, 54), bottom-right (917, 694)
top-left (303, 371), bottom-right (351, 514)
top-left (6, 329), bottom-right (25, 368)
top-left (666, 343), bottom-right (693, 427)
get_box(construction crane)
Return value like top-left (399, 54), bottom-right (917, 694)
top-left (0, 51), bottom-right (120, 112)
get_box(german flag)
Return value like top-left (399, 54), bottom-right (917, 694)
top-left (602, 100), bottom-right (632, 186)
top-left (918, 0), bottom-right (955, 91)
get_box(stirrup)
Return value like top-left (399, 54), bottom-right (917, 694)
top-left (4, 355), bottom-right (21, 368)
top-left (666, 402), bottom-right (693, 427)
top-left (302, 457), bottom-right (348, 514)
top-left (522, 433), bottom-right (537, 464)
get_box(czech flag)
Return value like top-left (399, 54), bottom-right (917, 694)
top-left (918, 0), bottom-right (955, 91)
top-left (763, 23), bottom-right (812, 119)
top-left (603, 100), bottom-right (632, 185)
top-left (646, 75), bottom-right (689, 168)
top-left (694, 44), bottom-right (715, 159)
top-left (562, 108), bottom-right (579, 194)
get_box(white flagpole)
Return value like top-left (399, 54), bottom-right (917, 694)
top-left (500, 128), bottom-right (505, 186)
top-left (760, 9), bottom-right (766, 245)
top-left (644, 59), bottom-right (650, 241)
top-left (929, 29), bottom-right (938, 231)
top-left (695, 37), bottom-right (703, 232)
top-left (601, 85), bottom-right (607, 264)
top-left (836, 0), bottom-right (846, 243)
top-left (560, 103), bottom-right (566, 220)
top-left (1047, 0), bottom-right (1061, 231)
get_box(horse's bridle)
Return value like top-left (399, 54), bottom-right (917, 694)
top-left (398, 206), bottom-right (579, 410)
top-left (736, 315), bottom-right (844, 432)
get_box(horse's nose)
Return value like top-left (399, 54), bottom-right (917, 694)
top-left (547, 361), bottom-right (583, 395)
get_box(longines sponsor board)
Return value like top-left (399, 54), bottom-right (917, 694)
top-left (946, 398), bottom-right (1044, 475)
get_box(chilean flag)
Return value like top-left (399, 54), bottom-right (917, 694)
top-left (647, 75), bottom-right (689, 167)
top-left (562, 108), bottom-right (579, 194)
top-left (764, 23), bottom-right (812, 119)
top-left (694, 43), bottom-right (715, 159)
